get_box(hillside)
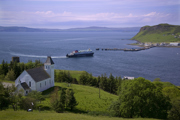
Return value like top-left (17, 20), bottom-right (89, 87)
top-left (0, 82), bottom-right (160, 120)
top-left (45, 82), bottom-right (118, 112)
top-left (131, 24), bottom-right (180, 43)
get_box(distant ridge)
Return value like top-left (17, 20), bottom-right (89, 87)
top-left (0, 26), bottom-right (140, 32)
top-left (131, 24), bottom-right (180, 43)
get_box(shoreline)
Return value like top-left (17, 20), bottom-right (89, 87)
top-left (129, 39), bottom-right (180, 48)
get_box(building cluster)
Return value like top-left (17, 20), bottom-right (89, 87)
top-left (138, 42), bottom-right (180, 47)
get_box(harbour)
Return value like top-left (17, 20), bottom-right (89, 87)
top-left (96, 46), bottom-right (155, 52)
top-left (0, 32), bottom-right (180, 86)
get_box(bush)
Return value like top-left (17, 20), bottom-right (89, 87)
top-left (37, 104), bottom-right (51, 111)
top-left (19, 97), bottom-right (36, 111)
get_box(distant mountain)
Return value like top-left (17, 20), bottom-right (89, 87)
top-left (0, 26), bottom-right (61, 32)
top-left (66, 26), bottom-right (140, 32)
top-left (0, 26), bottom-right (140, 32)
top-left (131, 24), bottom-right (180, 43)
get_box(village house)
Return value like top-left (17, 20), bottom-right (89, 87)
top-left (123, 76), bottom-right (135, 80)
top-left (169, 43), bottom-right (180, 46)
top-left (15, 56), bottom-right (55, 95)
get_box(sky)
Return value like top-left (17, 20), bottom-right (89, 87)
top-left (0, 0), bottom-right (180, 29)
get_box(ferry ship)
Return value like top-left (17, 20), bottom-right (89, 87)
top-left (66, 49), bottom-right (94, 57)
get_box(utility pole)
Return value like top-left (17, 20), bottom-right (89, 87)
top-left (99, 82), bottom-right (100, 99)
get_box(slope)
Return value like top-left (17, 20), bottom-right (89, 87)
top-left (131, 24), bottom-right (180, 43)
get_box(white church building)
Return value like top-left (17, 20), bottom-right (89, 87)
top-left (15, 56), bottom-right (55, 95)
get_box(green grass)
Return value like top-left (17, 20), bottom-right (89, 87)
top-left (0, 109), bottom-right (160, 120)
top-left (55, 83), bottom-right (118, 112)
top-left (40, 82), bottom-right (118, 113)
top-left (55, 69), bottom-right (84, 80)
top-left (131, 24), bottom-right (180, 43)
top-left (132, 33), bottom-right (180, 43)
top-left (0, 79), bottom-right (15, 83)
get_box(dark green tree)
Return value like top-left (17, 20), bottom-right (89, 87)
top-left (4, 69), bottom-right (15, 81)
top-left (27, 91), bottom-right (44, 103)
top-left (168, 97), bottom-right (180, 120)
top-left (58, 88), bottom-right (66, 112)
top-left (19, 97), bottom-right (36, 111)
top-left (79, 71), bottom-right (89, 85)
top-left (111, 77), bottom-right (171, 119)
top-left (0, 82), bottom-right (10, 110)
top-left (154, 78), bottom-right (161, 82)
top-left (66, 89), bottom-right (78, 110)
top-left (8, 85), bottom-right (23, 111)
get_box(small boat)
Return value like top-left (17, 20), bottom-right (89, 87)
top-left (66, 49), bottom-right (94, 57)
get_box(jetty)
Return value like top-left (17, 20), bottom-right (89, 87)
top-left (96, 46), bottom-right (155, 52)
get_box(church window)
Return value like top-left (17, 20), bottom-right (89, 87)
top-left (45, 81), bottom-right (46, 86)
top-left (29, 81), bottom-right (31, 87)
top-left (49, 80), bottom-right (51, 84)
top-left (40, 83), bottom-right (41, 88)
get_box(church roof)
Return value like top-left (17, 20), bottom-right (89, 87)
top-left (21, 82), bottom-right (30, 90)
top-left (44, 56), bottom-right (54, 65)
top-left (26, 66), bottom-right (50, 82)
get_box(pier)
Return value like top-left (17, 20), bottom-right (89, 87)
top-left (96, 46), bottom-right (155, 52)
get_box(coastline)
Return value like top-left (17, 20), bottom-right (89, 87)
top-left (129, 39), bottom-right (180, 48)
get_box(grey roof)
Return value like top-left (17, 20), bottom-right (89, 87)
top-left (44, 56), bottom-right (54, 65)
top-left (26, 66), bottom-right (50, 82)
top-left (21, 82), bottom-right (30, 90)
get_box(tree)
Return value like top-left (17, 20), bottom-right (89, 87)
top-left (162, 86), bottom-right (180, 100)
top-left (51, 88), bottom-right (66, 113)
top-left (50, 87), bottom-right (59, 111)
top-left (66, 89), bottom-right (78, 110)
top-left (111, 77), bottom-right (171, 119)
top-left (27, 91), bottom-right (44, 103)
top-left (59, 88), bottom-right (66, 112)
top-left (154, 78), bottom-right (161, 82)
top-left (168, 97), bottom-right (180, 120)
top-left (0, 82), bottom-right (10, 110)
top-left (8, 86), bottom-right (23, 111)
top-left (19, 97), bottom-right (36, 111)
top-left (4, 69), bottom-right (15, 81)
top-left (79, 71), bottom-right (89, 85)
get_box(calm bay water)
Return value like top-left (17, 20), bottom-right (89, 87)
top-left (0, 32), bottom-right (180, 85)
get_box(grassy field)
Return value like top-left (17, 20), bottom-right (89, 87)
top-left (132, 33), bottom-right (180, 43)
top-left (55, 69), bottom-right (84, 81)
top-left (0, 82), bottom-right (160, 120)
top-left (0, 110), bottom-right (161, 120)
top-left (43, 82), bottom-right (118, 112)
top-left (131, 24), bottom-right (180, 43)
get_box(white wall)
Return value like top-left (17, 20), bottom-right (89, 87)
top-left (51, 64), bottom-right (54, 87)
top-left (36, 78), bottom-right (51, 92)
top-left (15, 66), bottom-right (54, 93)
top-left (15, 70), bottom-right (36, 91)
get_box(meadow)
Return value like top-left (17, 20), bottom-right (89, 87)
top-left (41, 82), bottom-right (118, 113)
top-left (0, 109), bottom-right (160, 120)
top-left (55, 69), bottom-right (84, 81)
top-left (131, 24), bottom-right (180, 43)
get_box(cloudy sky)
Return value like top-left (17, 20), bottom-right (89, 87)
top-left (0, 0), bottom-right (179, 29)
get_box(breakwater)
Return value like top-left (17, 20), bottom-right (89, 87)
top-left (96, 46), bottom-right (155, 52)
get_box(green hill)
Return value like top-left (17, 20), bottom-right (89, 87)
top-left (0, 82), bottom-right (162, 120)
top-left (51, 82), bottom-right (118, 112)
top-left (131, 24), bottom-right (180, 43)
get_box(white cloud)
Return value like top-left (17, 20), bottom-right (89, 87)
top-left (0, 10), bottom-right (176, 27)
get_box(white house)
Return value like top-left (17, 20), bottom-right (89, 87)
top-left (15, 56), bottom-right (55, 95)
top-left (123, 76), bottom-right (135, 80)
top-left (169, 43), bottom-right (180, 46)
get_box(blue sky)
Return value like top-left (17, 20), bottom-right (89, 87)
top-left (0, 0), bottom-right (179, 29)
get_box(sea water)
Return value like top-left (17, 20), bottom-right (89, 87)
top-left (0, 32), bottom-right (180, 85)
